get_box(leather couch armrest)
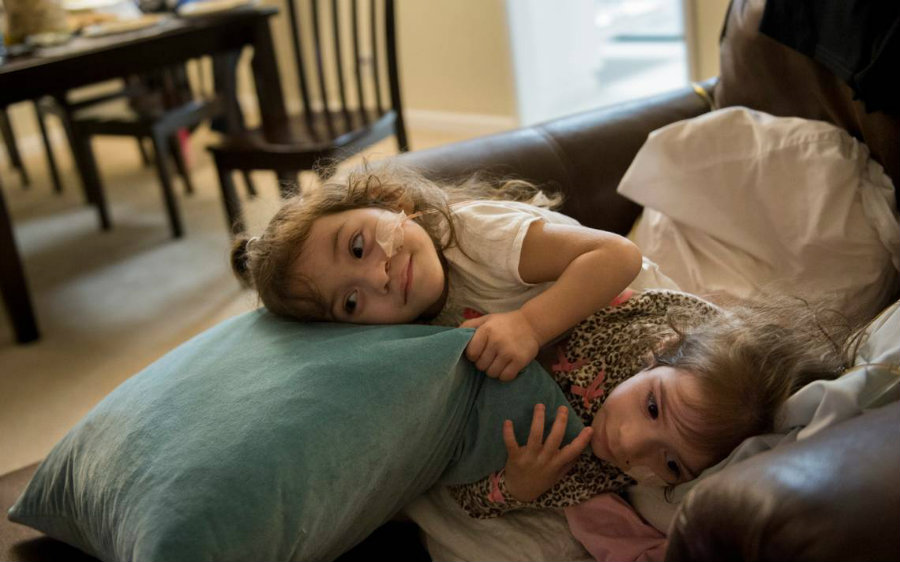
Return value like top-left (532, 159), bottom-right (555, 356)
top-left (398, 81), bottom-right (714, 235)
top-left (666, 401), bottom-right (900, 562)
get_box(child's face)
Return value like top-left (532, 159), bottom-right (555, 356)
top-left (292, 207), bottom-right (446, 324)
top-left (590, 366), bottom-right (717, 486)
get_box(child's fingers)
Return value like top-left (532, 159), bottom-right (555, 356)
top-left (502, 420), bottom-right (520, 454)
top-left (498, 361), bottom-right (522, 382)
top-left (487, 357), bottom-right (512, 380)
top-left (476, 349), bottom-right (500, 375)
top-left (543, 406), bottom-right (569, 451)
top-left (526, 404), bottom-right (546, 447)
top-left (559, 427), bottom-right (593, 464)
top-left (460, 315), bottom-right (488, 329)
top-left (465, 332), bottom-right (488, 364)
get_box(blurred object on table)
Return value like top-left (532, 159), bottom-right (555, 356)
top-left (63, 0), bottom-right (159, 37)
top-left (176, 0), bottom-right (255, 18)
top-left (4, 0), bottom-right (70, 45)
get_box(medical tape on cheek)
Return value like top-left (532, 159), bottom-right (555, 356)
top-left (624, 465), bottom-right (668, 488)
top-left (374, 210), bottom-right (423, 258)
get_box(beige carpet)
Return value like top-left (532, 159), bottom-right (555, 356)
top-left (0, 124), bottom-right (477, 475)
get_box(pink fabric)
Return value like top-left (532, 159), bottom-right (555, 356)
top-left (488, 471), bottom-right (506, 504)
top-left (551, 344), bottom-right (586, 374)
top-left (609, 289), bottom-right (636, 307)
top-left (564, 494), bottom-right (668, 562)
top-left (570, 369), bottom-right (606, 408)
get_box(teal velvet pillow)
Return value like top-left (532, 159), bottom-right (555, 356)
top-left (8, 310), bottom-right (582, 562)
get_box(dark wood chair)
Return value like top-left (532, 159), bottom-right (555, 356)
top-left (207, 0), bottom-right (409, 234)
top-left (39, 63), bottom-right (225, 238)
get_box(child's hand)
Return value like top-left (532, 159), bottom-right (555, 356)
top-left (503, 404), bottom-right (593, 502)
top-left (461, 310), bottom-right (541, 381)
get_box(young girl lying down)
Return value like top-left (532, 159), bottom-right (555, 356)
top-left (230, 162), bottom-right (853, 517)
top-left (448, 289), bottom-right (852, 517)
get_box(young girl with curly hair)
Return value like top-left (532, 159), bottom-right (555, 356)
top-left (232, 162), bottom-right (644, 381)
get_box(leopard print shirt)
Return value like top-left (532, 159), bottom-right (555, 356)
top-left (448, 289), bottom-right (720, 519)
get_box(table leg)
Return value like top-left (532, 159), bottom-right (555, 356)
top-left (0, 191), bottom-right (39, 343)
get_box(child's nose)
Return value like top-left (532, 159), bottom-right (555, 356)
top-left (619, 424), bottom-right (652, 466)
top-left (363, 258), bottom-right (390, 293)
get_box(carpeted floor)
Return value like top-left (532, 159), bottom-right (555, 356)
top-left (0, 123), bottom-right (477, 475)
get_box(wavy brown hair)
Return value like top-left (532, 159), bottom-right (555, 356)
top-left (645, 296), bottom-right (860, 467)
top-left (231, 161), bottom-right (563, 320)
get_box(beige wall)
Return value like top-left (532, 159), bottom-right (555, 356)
top-left (397, 0), bottom-right (516, 116)
top-left (686, 0), bottom-right (731, 81)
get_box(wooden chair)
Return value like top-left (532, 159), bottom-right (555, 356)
top-left (207, 0), bottom-right (409, 234)
top-left (37, 63), bottom-right (230, 238)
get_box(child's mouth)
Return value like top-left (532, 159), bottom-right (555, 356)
top-left (404, 257), bottom-right (413, 305)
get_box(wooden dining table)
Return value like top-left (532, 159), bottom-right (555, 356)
top-left (0, 6), bottom-right (287, 344)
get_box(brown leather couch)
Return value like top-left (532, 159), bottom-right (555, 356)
top-left (3, 0), bottom-right (898, 560)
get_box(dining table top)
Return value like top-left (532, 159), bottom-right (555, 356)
top-left (0, 5), bottom-right (280, 108)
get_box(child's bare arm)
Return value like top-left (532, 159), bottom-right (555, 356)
top-left (462, 221), bottom-right (641, 381)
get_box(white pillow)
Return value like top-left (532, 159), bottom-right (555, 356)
top-left (618, 107), bottom-right (899, 321)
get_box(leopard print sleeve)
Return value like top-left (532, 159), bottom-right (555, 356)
top-left (447, 453), bottom-right (633, 519)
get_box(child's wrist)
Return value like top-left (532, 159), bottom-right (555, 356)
top-left (517, 306), bottom-right (552, 347)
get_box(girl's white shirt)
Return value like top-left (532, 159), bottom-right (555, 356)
top-left (430, 200), bottom-right (678, 326)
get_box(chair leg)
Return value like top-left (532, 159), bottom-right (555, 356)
top-left (52, 99), bottom-right (98, 206)
top-left (149, 130), bottom-right (184, 238)
top-left (241, 171), bottom-right (257, 198)
top-left (213, 157), bottom-right (244, 235)
top-left (0, 107), bottom-right (30, 188)
top-left (168, 133), bottom-right (194, 195)
top-left (69, 124), bottom-right (112, 230)
top-left (277, 171), bottom-right (300, 198)
top-left (394, 119), bottom-right (410, 154)
top-left (33, 101), bottom-right (64, 194)
top-left (137, 137), bottom-right (153, 166)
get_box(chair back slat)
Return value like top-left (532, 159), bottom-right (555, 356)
top-left (369, 0), bottom-right (384, 115)
top-left (384, 0), bottom-right (404, 141)
top-left (351, 0), bottom-right (369, 124)
top-left (310, 0), bottom-right (337, 136)
top-left (286, 0), bottom-right (313, 121)
top-left (331, 0), bottom-right (351, 125)
top-left (274, 0), bottom-right (405, 139)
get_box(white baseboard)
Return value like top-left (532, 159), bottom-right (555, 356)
top-left (239, 95), bottom-right (518, 137)
top-left (403, 109), bottom-right (518, 136)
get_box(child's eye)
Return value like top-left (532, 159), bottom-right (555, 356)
top-left (350, 233), bottom-right (364, 259)
top-left (647, 391), bottom-right (659, 419)
top-left (344, 291), bottom-right (358, 314)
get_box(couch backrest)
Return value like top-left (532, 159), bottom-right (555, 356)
top-left (714, 0), bottom-right (900, 202)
